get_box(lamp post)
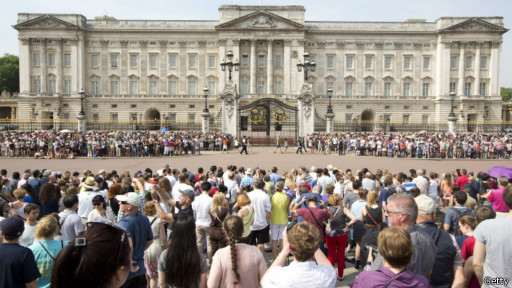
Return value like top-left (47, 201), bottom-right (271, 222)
top-left (449, 92), bottom-right (456, 118)
top-left (325, 88), bottom-right (335, 134)
top-left (220, 50), bottom-right (239, 81)
top-left (447, 91), bottom-right (458, 135)
top-left (296, 52), bottom-right (316, 82)
top-left (203, 86), bottom-right (209, 113)
top-left (77, 89), bottom-right (86, 132)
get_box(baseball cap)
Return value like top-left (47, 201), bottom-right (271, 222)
top-left (179, 186), bottom-right (195, 201)
top-left (415, 195), bottom-right (435, 215)
top-left (117, 192), bottom-right (142, 207)
top-left (0, 216), bottom-right (25, 238)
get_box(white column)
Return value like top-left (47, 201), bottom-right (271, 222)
top-left (231, 39), bottom-right (240, 88)
top-left (474, 44), bottom-right (481, 97)
top-left (457, 44), bottom-right (465, 97)
top-left (56, 39), bottom-right (63, 94)
top-left (40, 39), bottom-right (47, 93)
top-left (19, 38), bottom-right (31, 93)
top-left (77, 35), bottom-right (85, 93)
top-left (267, 39), bottom-right (273, 95)
top-left (489, 41), bottom-right (501, 98)
top-left (71, 39), bottom-right (78, 94)
top-left (218, 39), bottom-right (226, 88)
top-left (283, 39), bottom-right (291, 95)
top-left (250, 40), bottom-right (256, 95)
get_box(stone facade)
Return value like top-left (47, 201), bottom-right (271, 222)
top-left (11, 5), bottom-right (508, 135)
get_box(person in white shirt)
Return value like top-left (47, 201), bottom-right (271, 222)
top-left (261, 221), bottom-right (336, 288)
top-left (247, 179), bottom-right (272, 253)
top-left (333, 174), bottom-right (344, 197)
top-left (19, 204), bottom-right (39, 247)
top-left (192, 182), bottom-right (213, 263)
top-left (412, 169), bottom-right (429, 195)
top-left (77, 177), bottom-right (107, 226)
top-left (317, 168), bottom-right (335, 195)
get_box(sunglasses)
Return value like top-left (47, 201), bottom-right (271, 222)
top-left (85, 221), bottom-right (127, 267)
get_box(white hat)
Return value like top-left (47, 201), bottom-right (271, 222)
top-left (116, 192), bottom-right (141, 207)
top-left (327, 164), bottom-right (333, 171)
top-left (82, 177), bottom-right (98, 189)
top-left (415, 195), bottom-right (435, 215)
top-left (245, 168), bottom-right (253, 175)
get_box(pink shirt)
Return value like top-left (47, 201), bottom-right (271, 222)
top-left (208, 243), bottom-right (267, 288)
top-left (488, 187), bottom-right (510, 212)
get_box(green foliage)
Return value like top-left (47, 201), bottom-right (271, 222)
top-left (0, 54), bottom-right (19, 93)
top-left (502, 87), bottom-right (512, 101)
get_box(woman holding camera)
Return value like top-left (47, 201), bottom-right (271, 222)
top-left (261, 222), bottom-right (336, 288)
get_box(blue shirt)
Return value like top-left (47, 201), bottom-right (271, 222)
top-left (118, 213), bottom-right (153, 279)
top-left (240, 175), bottom-right (253, 188)
top-left (269, 173), bottom-right (282, 186)
top-left (402, 182), bottom-right (417, 194)
top-left (29, 240), bottom-right (68, 288)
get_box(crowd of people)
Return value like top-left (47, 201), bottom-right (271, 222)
top-left (0, 163), bottom-right (511, 288)
top-left (0, 130), bottom-right (234, 159)
top-left (296, 132), bottom-right (512, 159)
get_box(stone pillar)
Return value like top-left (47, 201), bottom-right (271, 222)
top-left (267, 39), bottom-right (273, 95)
top-left (283, 39), bottom-right (291, 95)
top-left (489, 41), bottom-right (501, 99)
top-left (298, 84), bottom-right (315, 137)
top-left (447, 115), bottom-right (458, 135)
top-left (457, 44), bottom-right (465, 97)
top-left (159, 40), bottom-right (168, 94)
top-left (218, 39), bottom-right (226, 88)
top-left (140, 41), bottom-right (149, 94)
top-left (325, 114), bottom-right (334, 134)
top-left (19, 38), bottom-right (31, 94)
top-left (220, 92), bottom-right (238, 136)
top-left (201, 112), bottom-right (210, 133)
top-left (77, 113), bottom-right (86, 132)
top-left (474, 44), bottom-right (481, 96)
top-left (40, 39), bottom-right (47, 93)
top-left (56, 39), bottom-right (63, 94)
top-left (100, 40), bottom-right (109, 94)
top-left (120, 40), bottom-right (129, 94)
top-left (250, 40), bottom-right (257, 95)
top-left (77, 35), bottom-right (85, 94)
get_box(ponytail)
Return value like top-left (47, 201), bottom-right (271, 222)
top-left (229, 233), bottom-right (240, 285)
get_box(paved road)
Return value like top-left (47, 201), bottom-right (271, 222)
top-left (2, 147), bottom-right (506, 176)
top-left (2, 147), bottom-right (507, 287)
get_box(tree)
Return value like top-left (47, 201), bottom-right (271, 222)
top-left (0, 54), bottom-right (19, 93)
top-left (502, 87), bottom-right (512, 102)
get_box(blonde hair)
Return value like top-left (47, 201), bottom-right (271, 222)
top-left (210, 192), bottom-right (226, 217)
top-left (288, 222), bottom-right (319, 262)
top-left (367, 190), bottom-right (378, 206)
top-left (143, 202), bottom-right (156, 216)
top-left (237, 193), bottom-right (251, 208)
top-left (378, 227), bottom-right (413, 268)
top-left (35, 215), bottom-right (59, 239)
top-left (13, 188), bottom-right (27, 200)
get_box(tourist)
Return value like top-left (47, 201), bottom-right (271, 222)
top-left (158, 215), bottom-right (207, 288)
top-left (143, 202), bottom-right (167, 288)
top-left (261, 222), bottom-right (336, 287)
top-left (208, 215), bottom-right (267, 288)
top-left (51, 220), bottom-right (133, 288)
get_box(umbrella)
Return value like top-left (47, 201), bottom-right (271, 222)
top-left (487, 166), bottom-right (512, 179)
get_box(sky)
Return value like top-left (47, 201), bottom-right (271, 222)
top-left (1, 0), bottom-right (511, 87)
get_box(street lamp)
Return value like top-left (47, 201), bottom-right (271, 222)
top-left (79, 89), bottom-right (85, 116)
top-left (203, 86), bottom-right (209, 113)
top-left (326, 88), bottom-right (334, 115)
top-left (296, 52), bottom-right (316, 81)
top-left (220, 50), bottom-right (239, 81)
top-left (449, 92), bottom-right (456, 118)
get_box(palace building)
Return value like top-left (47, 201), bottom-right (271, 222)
top-left (9, 5), bottom-right (508, 140)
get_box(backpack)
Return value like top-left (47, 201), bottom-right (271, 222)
top-left (450, 207), bottom-right (472, 236)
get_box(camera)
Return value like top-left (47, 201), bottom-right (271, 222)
top-left (365, 244), bottom-right (378, 259)
top-left (287, 220), bottom-right (297, 231)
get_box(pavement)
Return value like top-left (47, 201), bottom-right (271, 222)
top-left (0, 147), bottom-right (506, 176)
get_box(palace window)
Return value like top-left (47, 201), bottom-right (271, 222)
top-left (64, 54), bottom-right (71, 67)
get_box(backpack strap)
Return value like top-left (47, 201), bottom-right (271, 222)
top-left (39, 242), bottom-right (56, 261)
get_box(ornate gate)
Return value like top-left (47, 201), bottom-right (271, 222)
top-left (238, 98), bottom-right (298, 145)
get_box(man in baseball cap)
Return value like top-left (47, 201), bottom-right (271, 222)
top-left (150, 185), bottom-right (195, 223)
top-left (415, 194), bottom-right (465, 287)
top-left (117, 192), bottom-right (153, 286)
top-left (0, 217), bottom-right (41, 287)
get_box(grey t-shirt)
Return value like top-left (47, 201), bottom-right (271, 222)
top-left (371, 226), bottom-right (437, 280)
top-left (473, 217), bottom-right (512, 288)
top-left (158, 249), bottom-right (208, 288)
